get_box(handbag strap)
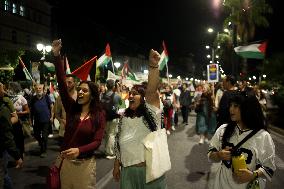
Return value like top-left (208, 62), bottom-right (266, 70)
top-left (231, 129), bottom-right (259, 155)
top-left (58, 112), bottom-right (90, 169)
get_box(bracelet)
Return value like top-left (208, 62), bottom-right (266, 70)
top-left (149, 65), bottom-right (159, 68)
top-left (253, 171), bottom-right (259, 179)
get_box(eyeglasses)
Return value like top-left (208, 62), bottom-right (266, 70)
top-left (77, 87), bottom-right (89, 93)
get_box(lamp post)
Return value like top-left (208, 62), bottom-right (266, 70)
top-left (36, 43), bottom-right (51, 60)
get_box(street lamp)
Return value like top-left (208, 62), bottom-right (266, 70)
top-left (36, 43), bottom-right (52, 60)
top-left (114, 62), bottom-right (121, 69)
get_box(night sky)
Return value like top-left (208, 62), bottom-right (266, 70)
top-left (50, 0), bottom-right (283, 77)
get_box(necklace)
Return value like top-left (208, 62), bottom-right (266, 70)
top-left (236, 124), bottom-right (250, 135)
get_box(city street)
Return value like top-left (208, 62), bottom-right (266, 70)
top-left (9, 112), bottom-right (284, 189)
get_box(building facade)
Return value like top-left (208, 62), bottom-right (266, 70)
top-left (0, 0), bottom-right (52, 51)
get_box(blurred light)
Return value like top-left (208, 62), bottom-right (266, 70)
top-left (210, 60), bottom-right (213, 63)
top-left (114, 62), bottom-right (121, 68)
top-left (217, 45), bottom-right (221, 49)
top-left (207, 55), bottom-right (211, 59)
top-left (263, 74), bottom-right (267, 78)
top-left (185, 77), bottom-right (188, 81)
top-left (215, 55), bottom-right (219, 58)
top-left (190, 78), bottom-right (193, 81)
top-left (252, 76), bottom-right (256, 80)
top-left (45, 45), bottom-right (52, 52)
top-left (36, 43), bottom-right (44, 51)
top-left (224, 28), bottom-right (229, 33)
top-left (143, 69), bottom-right (148, 74)
top-left (169, 74), bottom-right (172, 78)
top-left (249, 77), bottom-right (251, 80)
top-left (208, 28), bottom-right (214, 33)
top-left (177, 76), bottom-right (181, 79)
top-left (206, 45), bottom-right (210, 49)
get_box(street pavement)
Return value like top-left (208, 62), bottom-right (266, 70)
top-left (8, 112), bottom-right (284, 189)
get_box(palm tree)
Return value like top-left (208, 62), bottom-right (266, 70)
top-left (221, 0), bottom-right (272, 76)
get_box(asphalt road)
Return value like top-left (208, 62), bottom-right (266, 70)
top-left (8, 112), bottom-right (284, 189)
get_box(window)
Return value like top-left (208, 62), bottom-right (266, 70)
top-left (4, 0), bottom-right (9, 11)
top-left (12, 30), bottom-right (17, 44)
top-left (26, 34), bottom-right (31, 46)
top-left (19, 5), bottom-right (24, 16)
top-left (12, 3), bottom-right (16, 13)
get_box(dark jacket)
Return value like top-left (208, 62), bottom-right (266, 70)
top-left (0, 102), bottom-right (21, 160)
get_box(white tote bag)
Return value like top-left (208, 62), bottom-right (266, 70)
top-left (142, 128), bottom-right (171, 183)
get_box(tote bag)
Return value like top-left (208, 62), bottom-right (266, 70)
top-left (143, 128), bottom-right (171, 183)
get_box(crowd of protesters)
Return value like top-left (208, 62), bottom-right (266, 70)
top-left (0, 39), bottom-right (275, 189)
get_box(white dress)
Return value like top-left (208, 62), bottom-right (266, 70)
top-left (208, 124), bottom-right (276, 189)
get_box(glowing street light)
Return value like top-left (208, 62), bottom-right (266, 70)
top-left (36, 43), bottom-right (52, 60)
top-left (263, 74), bottom-right (267, 78)
top-left (114, 62), bottom-right (121, 69)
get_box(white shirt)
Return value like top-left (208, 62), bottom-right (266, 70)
top-left (116, 103), bottom-right (162, 167)
top-left (209, 124), bottom-right (276, 189)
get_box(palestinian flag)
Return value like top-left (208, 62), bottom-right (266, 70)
top-left (121, 62), bottom-right (139, 82)
top-left (97, 43), bottom-right (112, 67)
top-left (159, 41), bottom-right (169, 70)
top-left (71, 56), bottom-right (96, 81)
top-left (65, 56), bottom-right (71, 74)
top-left (44, 62), bottom-right (55, 72)
top-left (19, 57), bottom-right (33, 80)
top-left (234, 41), bottom-right (267, 59)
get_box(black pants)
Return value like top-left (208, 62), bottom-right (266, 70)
top-left (33, 122), bottom-right (50, 153)
top-left (12, 122), bottom-right (25, 159)
top-left (181, 106), bottom-right (189, 124)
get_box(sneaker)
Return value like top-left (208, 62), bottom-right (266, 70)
top-left (106, 155), bottom-right (116, 160)
top-left (171, 126), bottom-right (176, 131)
top-left (166, 130), bottom-right (171, 135)
top-left (40, 153), bottom-right (47, 158)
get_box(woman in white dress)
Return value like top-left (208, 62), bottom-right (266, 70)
top-left (208, 89), bottom-right (276, 189)
top-left (113, 49), bottom-right (167, 189)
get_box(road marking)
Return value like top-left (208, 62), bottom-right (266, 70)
top-left (96, 169), bottom-right (113, 189)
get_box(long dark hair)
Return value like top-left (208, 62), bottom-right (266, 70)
top-left (124, 86), bottom-right (157, 132)
top-left (222, 89), bottom-right (267, 145)
top-left (72, 81), bottom-right (102, 125)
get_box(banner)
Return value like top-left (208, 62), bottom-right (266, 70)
top-left (207, 64), bottom-right (219, 83)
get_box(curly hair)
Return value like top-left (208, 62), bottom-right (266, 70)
top-left (124, 86), bottom-right (157, 132)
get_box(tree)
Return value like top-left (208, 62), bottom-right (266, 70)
top-left (222, 0), bottom-right (272, 75)
top-left (0, 49), bottom-right (24, 83)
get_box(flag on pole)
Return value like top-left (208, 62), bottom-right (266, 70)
top-left (234, 41), bottom-right (267, 59)
top-left (19, 57), bottom-right (33, 81)
top-left (71, 56), bottom-right (96, 81)
top-left (159, 41), bottom-right (169, 70)
top-left (121, 62), bottom-right (139, 81)
top-left (44, 62), bottom-right (55, 72)
top-left (49, 82), bottom-right (54, 94)
top-left (65, 56), bottom-right (71, 74)
top-left (97, 43), bottom-right (112, 67)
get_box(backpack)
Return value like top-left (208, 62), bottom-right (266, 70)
top-left (101, 92), bottom-right (119, 121)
